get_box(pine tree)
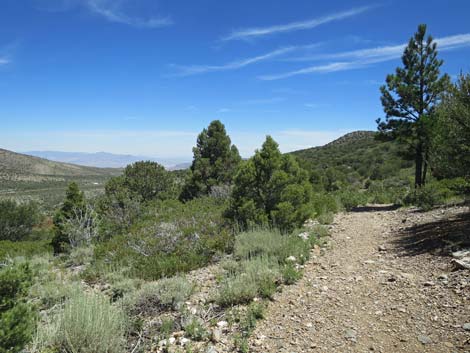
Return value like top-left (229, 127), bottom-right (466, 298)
top-left (181, 120), bottom-right (241, 200)
top-left (377, 24), bottom-right (450, 187)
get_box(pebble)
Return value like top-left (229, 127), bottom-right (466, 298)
top-left (417, 335), bottom-right (432, 345)
top-left (463, 323), bottom-right (470, 331)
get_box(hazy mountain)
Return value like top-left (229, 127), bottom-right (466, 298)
top-left (24, 151), bottom-right (190, 169)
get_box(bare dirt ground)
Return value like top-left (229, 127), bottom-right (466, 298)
top-left (249, 206), bottom-right (470, 353)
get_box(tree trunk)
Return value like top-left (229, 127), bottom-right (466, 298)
top-left (422, 151), bottom-right (429, 186)
top-left (415, 143), bottom-right (423, 188)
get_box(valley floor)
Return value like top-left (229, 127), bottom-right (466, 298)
top-left (249, 205), bottom-right (470, 352)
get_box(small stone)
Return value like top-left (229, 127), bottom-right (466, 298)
top-left (418, 335), bottom-right (432, 345)
top-left (168, 337), bottom-right (176, 345)
top-left (216, 320), bottom-right (228, 328)
top-left (437, 274), bottom-right (448, 281)
top-left (305, 322), bottom-right (313, 328)
top-left (463, 323), bottom-right (470, 331)
top-left (378, 245), bottom-right (387, 252)
top-left (286, 256), bottom-right (297, 262)
top-left (345, 329), bottom-right (357, 342)
top-left (443, 342), bottom-right (454, 348)
top-left (423, 281), bottom-right (435, 287)
top-left (180, 337), bottom-right (190, 346)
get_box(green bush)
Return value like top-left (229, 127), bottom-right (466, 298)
top-left (281, 263), bottom-right (302, 285)
top-left (335, 189), bottom-right (367, 211)
top-left (0, 240), bottom-right (52, 261)
top-left (216, 257), bottom-right (281, 306)
top-left (124, 276), bottom-right (193, 316)
top-left (0, 263), bottom-right (35, 353)
top-left (34, 289), bottom-right (126, 353)
top-left (183, 316), bottom-right (208, 341)
top-left (0, 200), bottom-right (41, 241)
top-left (234, 229), bottom-right (311, 265)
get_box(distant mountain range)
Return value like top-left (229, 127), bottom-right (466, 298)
top-left (24, 151), bottom-right (190, 170)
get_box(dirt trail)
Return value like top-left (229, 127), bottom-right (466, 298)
top-left (250, 206), bottom-right (470, 353)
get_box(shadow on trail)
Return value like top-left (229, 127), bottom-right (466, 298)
top-left (393, 211), bottom-right (470, 257)
top-left (351, 204), bottom-right (401, 212)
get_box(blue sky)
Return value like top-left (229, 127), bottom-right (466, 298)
top-left (1, 0), bottom-right (470, 160)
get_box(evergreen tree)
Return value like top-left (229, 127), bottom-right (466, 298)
top-left (432, 73), bottom-right (470, 178)
top-left (51, 182), bottom-right (85, 253)
top-left (377, 24), bottom-right (450, 187)
top-left (229, 136), bottom-right (313, 231)
top-left (181, 120), bottom-right (241, 200)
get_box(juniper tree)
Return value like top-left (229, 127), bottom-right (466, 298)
top-left (377, 24), bottom-right (450, 187)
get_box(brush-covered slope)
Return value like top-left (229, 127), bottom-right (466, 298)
top-left (290, 131), bottom-right (413, 187)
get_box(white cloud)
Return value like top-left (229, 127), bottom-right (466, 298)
top-left (0, 57), bottom-right (9, 65)
top-left (221, 6), bottom-right (374, 41)
top-left (86, 0), bottom-right (172, 28)
top-left (171, 46), bottom-right (298, 76)
top-left (261, 33), bottom-right (470, 80)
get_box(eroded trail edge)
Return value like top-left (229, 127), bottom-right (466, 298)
top-left (250, 206), bottom-right (470, 353)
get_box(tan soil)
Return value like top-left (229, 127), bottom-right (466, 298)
top-left (249, 206), bottom-right (470, 353)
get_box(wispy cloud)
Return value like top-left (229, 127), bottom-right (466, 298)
top-left (87, 0), bottom-right (172, 28)
top-left (260, 33), bottom-right (470, 80)
top-left (171, 46), bottom-right (298, 76)
top-left (221, 6), bottom-right (374, 41)
top-left (0, 57), bottom-right (9, 65)
top-left (217, 108), bottom-right (232, 113)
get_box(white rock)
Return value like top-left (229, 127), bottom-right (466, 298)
top-left (216, 320), bottom-right (228, 328)
top-left (286, 256), bottom-right (297, 262)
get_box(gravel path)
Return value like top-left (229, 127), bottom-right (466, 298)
top-left (249, 206), bottom-right (470, 353)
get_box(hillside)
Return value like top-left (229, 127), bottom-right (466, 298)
top-left (0, 148), bottom-right (121, 208)
top-left (290, 131), bottom-right (414, 188)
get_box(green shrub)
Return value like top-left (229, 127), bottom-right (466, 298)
top-left (124, 276), bottom-right (193, 316)
top-left (183, 316), bottom-right (207, 341)
top-left (0, 200), bottom-right (41, 241)
top-left (316, 212), bottom-right (334, 225)
top-left (216, 257), bottom-right (280, 306)
top-left (0, 263), bottom-right (35, 353)
top-left (34, 289), bottom-right (126, 353)
top-left (405, 182), bottom-right (448, 211)
top-left (336, 189), bottom-right (367, 211)
top-left (216, 274), bottom-right (259, 307)
top-left (234, 229), bottom-right (310, 265)
top-left (0, 240), bottom-right (52, 261)
top-left (281, 263), bottom-right (302, 285)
